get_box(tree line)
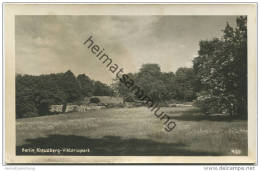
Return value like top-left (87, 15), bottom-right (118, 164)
top-left (112, 64), bottom-right (198, 104)
top-left (113, 16), bottom-right (247, 118)
top-left (16, 16), bottom-right (247, 119)
top-left (16, 70), bottom-right (114, 118)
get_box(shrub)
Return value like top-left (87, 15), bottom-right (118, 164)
top-left (90, 97), bottom-right (100, 103)
top-left (195, 90), bottom-right (244, 117)
top-left (194, 91), bottom-right (221, 114)
top-left (125, 96), bottom-right (135, 102)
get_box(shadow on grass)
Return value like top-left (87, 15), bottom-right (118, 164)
top-left (169, 108), bottom-right (246, 122)
top-left (16, 134), bottom-right (221, 156)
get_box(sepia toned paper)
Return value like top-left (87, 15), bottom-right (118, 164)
top-left (4, 3), bottom-right (257, 164)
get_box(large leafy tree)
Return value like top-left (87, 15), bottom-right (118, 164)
top-left (113, 64), bottom-right (197, 102)
top-left (112, 73), bottom-right (137, 102)
top-left (57, 70), bottom-right (82, 103)
top-left (174, 67), bottom-right (197, 101)
top-left (77, 74), bottom-right (94, 97)
top-left (93, 81), bottom-right (114, 96)
top-left (16, 74), bottom-right (38, 118)
top-left (135, 64), bottom-right (167, 102)
top-left (15, 73), bottom-right (67, 117)
top-left (193, 16), bottom-right (247, 117)
top-left (160, 72), bottom-right (177, 100)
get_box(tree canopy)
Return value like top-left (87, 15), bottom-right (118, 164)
top-left (16, 71), bottom-right (114, 118)
top-left (193, 16), bottom-right (247, 117)
top-left (113, 64), bottom-right (198, 103)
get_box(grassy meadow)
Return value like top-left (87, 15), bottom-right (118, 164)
top-left (16, 106), bottom-right (247, 156)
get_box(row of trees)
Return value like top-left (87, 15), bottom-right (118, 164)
top-left (113, 64), bottom-right (198, 103)
top-left (113, 16), bottom-right (247, 118)
top-left (16, 16), bottom-right (247, 119)
top-left (16, 70), bottom-right (114, 118)
top-left (16, 65), bottom-right (199, 118)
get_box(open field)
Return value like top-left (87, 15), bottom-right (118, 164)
top-left (16, 106), bottom-right (247, 156)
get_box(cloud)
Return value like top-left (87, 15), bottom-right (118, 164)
top-left (15, 15), bottom-right (237, 84)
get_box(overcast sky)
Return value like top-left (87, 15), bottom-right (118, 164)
top-left (16, 15), bottom-right (237, 84)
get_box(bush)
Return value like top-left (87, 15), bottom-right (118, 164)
top-left (195, 91), bottom-right (244, 117)
top-left (125, 96), bottom-right (135, 102)
top-left (194, 91), bottom-right (222, 114)
top-left (90, 97), bottom-right (100, 103)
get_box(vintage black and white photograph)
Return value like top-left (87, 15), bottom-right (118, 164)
top-left (4, 4), bottom-right (257, 164)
